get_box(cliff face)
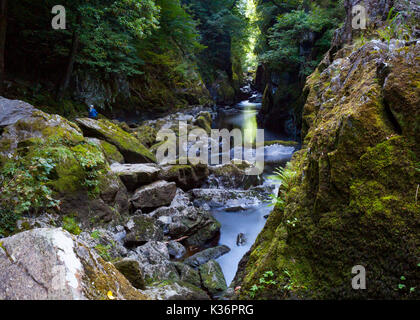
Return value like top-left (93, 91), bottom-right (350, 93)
top-left (238, 1), bottom-right (420, 299)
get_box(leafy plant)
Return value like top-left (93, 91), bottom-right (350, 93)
top-left (95, 244), bottom-right (112, 261)
top-left (0, 156), bottom-right (60, 237)
top-left (62, 216), bottom-right (81, 235)
top-left (268, 163), bottom-right (297, 210)
top-left (249, 270), bottom-right (277, 298)
top-left (91, 230), bottom-right (102, 240)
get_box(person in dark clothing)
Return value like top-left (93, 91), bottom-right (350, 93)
top-left (88, 104), bottom-right (98, 119)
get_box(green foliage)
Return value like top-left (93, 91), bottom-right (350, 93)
top-left (376, 7), bottom-right (415, 49)
top-left (0, 156), bottom-right (60, 237)
top-left (260, 3), bottom-right (342, 77)
top-left (95, 244), bottom-right (112, 261)
top-left (268, 163), bottom-right (297, 210)
top-left (249, 270), bottom-right (277, 298)
top-left (91, 230), bottom-right (102, 240)
top-left (72, 143), bottom-right (107, 197)
top-left (62, 216), bottom-right (82, 235)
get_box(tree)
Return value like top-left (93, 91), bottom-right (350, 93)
top-left (56, 0), bottom-right (160, 100)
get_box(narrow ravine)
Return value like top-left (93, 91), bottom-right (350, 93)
top-left (210, 89), bottom-right (297, 285)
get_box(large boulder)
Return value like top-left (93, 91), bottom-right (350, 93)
top-left (0, 101), bottom-right (128, 233)
top-left (75, 118), bottom-right (156, 163)
top-left (206, 162), bottom-right (262, 190)
top-left (130, 181), bottom-right (177, 211)
top-left (0, 97), bottom-right (37, 127)
top-left (130, 241), bottom-right (179, 284)
top-left (124, 215), bottom-right (164, 246)
top-left (111, 163), bottom-right (161, 192)
top-left (0, 228), bottom-right (148, 300)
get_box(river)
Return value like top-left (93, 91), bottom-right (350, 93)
top-left (212, 92), bottom-right (296, 285)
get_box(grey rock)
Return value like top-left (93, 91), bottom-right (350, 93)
top-left (111, 163), bottom-right (161, 191)
top-left (0, 228), bottom-right (148, 300)
top-left (0, 97), bottom-right (36, 127)
top-left (167, 241), bottom-right (187, 260)
top-left (131, 241), bottom-right (179, 284)
top-left (184, 245), bottom-right (230, 268)
top-left (124, 215), bottom-right (164, 246)
top-left (173, 262), bottom-right (202, 288)
top-left (130, 180), bottom-right (177, 210)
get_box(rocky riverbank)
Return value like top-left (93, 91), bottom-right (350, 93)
top-left (0, 96), bottom-right (287, 300)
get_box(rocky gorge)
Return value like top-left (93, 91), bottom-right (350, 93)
top-left (0, 0), bottom-right (419, 302)
top-left (0, 94), bottom-right (296, 299)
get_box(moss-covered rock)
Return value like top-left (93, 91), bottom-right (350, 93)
top-left (134, 124), bottom-right (158, 148)
top-left (199, 260), bottom-right (228, 297)
top-left (0, 228), bottom-right (149, 300)
top-left (158, 164), bottom-right (209, 191)
top-left (193, 112), bottom-right (212, 134)
top-left (239, 38), bottom-right (420, 299)
top-left (113, 258), bottom-right (146, 290)
top-left (0, 101), bottom-right (129, 232)
top-left (75, 118), bottom-right (156, 163)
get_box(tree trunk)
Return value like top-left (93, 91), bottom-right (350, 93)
top-left (0, 0), bottom-right (7, 95)
top-left (57, 17), bottom-right (80, 101)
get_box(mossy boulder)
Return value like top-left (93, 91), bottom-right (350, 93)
top-left (239, 39), bottom-right (420, 299)
top-left (124, 215), bottom-right (164, 246)
top-left (193, 112), bottom-right (212, 134)
top-left (199, 260), bottom-right (228, 297)
top-left (0, 101), bottom-right (129, 231)
top-left (87, 138), bottom-right (124, 164)
top-left (113, 258), bottom-right (146, 290)
top-left (75, 118), bottom-right (156, 163)
top-left (134, 124), bottom-right (158, 148)
top-left (0, 228), bottom-right (149, 300)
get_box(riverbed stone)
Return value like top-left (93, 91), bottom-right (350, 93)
top-left (183, 245), bottom-right (230, 268)
top-left (167, 241), bottom-right (187, 260)
top-left (131, 241), bottom-right (179, 284)
top-left (124, 215), bottom-right (164, 246)
top-left (111, 163), bottom-right (161, 191)
top-left (158, 164), bottom-right (209, 190)
top-left (199, 260), bottom-right (228, 297)
top-left (173, 262), bottom-right (202, 288)
top-left (130, 180), bottom-right (177, 210)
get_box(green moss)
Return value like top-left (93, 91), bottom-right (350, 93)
top-left (240, 42), bottom-right (420, 299)
top-left (135, 125), bottom-right (158, 147)
top-left (62, 216), bottom-right (82, 235)
top-left (99, 140), bottom-right (124, 164)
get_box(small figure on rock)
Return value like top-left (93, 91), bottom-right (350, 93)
top-left (88, 104), bottom-right (98, 119)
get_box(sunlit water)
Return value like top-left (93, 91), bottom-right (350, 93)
top-left (212, 96), bottom-right (296, 285)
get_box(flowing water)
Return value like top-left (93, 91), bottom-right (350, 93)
top-left (212, 92), bottom-right (296, 285)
